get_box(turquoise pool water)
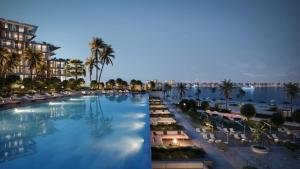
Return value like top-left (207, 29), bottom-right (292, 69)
top-left (0, 94), bottom-right (151, 169)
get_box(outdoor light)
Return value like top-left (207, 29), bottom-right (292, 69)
top-left (183, 103), bottom-right (186, 106)
top-left (173, 138), bottom-right (178, 145)
top-left (21, 85), bottom-right (24, 89)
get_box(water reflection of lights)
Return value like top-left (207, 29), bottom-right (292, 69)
top-left (69, 98), bottom-right (86, 101)
top-left (14, 108), bottom-right (35, 113)
top-left (49, 101), bottom-right (71, 105)
top-left (82, 96), bottom-right (97, 98)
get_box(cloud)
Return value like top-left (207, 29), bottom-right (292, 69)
top-left (242, 72), bottom-right (265, 78)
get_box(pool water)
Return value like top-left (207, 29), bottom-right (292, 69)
top-left (0, 94), bottom-right (151, 169)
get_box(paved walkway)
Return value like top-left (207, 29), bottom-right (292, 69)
top-left (165, 102), bottom-right (235, 169)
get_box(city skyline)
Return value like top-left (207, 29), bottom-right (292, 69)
top-left (1, 0), bottom-right (300, 83)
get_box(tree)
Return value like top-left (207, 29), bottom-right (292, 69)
top-left (89, 37), bottom-right (105, 82)
top-left (178, 83), bottom-right (186, 100)
top-left (3, 52), bottom-right (21, 77)
top-left (201, 101), bottom-right (210, 110)
top-left (252, 122), bottom-right (267, 144)
top-left (211, 87), bottom-right (217, 100)
top-left (240, 104), bottom-right (256, 121)
top-left (90, 80), bottom-right (98, 89)
top-left (98, 45), bottom-right (115, 82)
top-left (85, 56), bottom-right (95, 82)
top-left (149, 81), bottom-right (155, 91)
top-left (284, 83), bottom-right (299, 113)
top-left (24, 48), bottom-right (44, 79)
top-left (220, 79), bottom-right (235, 110)
top-left (66, 59), bottom-right (86, 80)
top-left (106, 79), bottom-right (115, 89)
top-left (163, 83), bottom-right (171, 98)
top-left (236, 88), bottom-right (246, 105)
top-left (270, 113), bottom-right (285, 127)
top-left (292, 109), bottom-right (300, 124)
top-left (195, 86), bottom-right (201, 100)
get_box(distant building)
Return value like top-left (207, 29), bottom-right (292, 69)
top-left (0, 18), bottom-right (65, 79)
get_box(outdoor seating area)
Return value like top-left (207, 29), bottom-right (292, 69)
top-left (149, 97), bottom-right (194, 148)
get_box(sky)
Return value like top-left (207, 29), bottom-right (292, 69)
top-left (1, 0), bottom-right (300, 83)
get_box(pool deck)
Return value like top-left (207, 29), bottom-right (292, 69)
top-left (164, 100), bottom-right (300, 169)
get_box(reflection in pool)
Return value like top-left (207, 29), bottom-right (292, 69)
top-left (0, 94), bottom-right (150, 169)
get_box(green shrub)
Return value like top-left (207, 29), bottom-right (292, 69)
top-left (179, 99), bottom-right (197, 112)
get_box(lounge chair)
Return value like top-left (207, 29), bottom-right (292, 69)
top-left (278, 128), bottom-right (285, 133)
top-left (271, 134), bottom-right (279, 142)
top-left (209, 133), bottom-right (216, 141)
top-left (223, 128), bottom-right (229, 133)
top-left (202, 133), bottom-right (208, 140)
top-left (229, 128), bottom-right (235, 133)
top-left (215, 139), bottom-right (222, 143)
top-left (241, 134), bottom-right (248, 142)
top-left (233, 133), bottom-right (240, 140)
top-left (196, 128), bottom-right (201, 133)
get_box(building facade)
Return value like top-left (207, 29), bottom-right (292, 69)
top-left (0, 18), bottom-right (64, 79)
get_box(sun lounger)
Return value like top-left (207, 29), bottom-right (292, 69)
top-left (241, 134), bottom-right (248, 142)
top-left (208, 139), bottom-right (214, 143)
top-left (229, 128), bottom-right (235, 133)
top-left (196, 128), bottom-right (201, 132)
top-left (278, 128), bottom-right (285, 133)
top-left (283, 127), bottom-right (291, 135)
top-left (201, 128), bottom-right (207, 133)
top-left (215, 139), bottom-right (222, 143)
top-left (202, 133), bottom-right (208, 140)
top-left (233, 133), bottom-right (240, 140)
top-left (272, 134), bottom-right (279, 142)
top-left (209, 133), bottom-right (216, 140)
top-left (223, 128), bottom-right (229, 133)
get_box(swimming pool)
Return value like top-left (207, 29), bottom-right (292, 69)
top-left (0, 94), bottom-right (151, 169)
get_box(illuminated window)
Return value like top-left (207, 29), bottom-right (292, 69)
top-left (19, 26), bottom-right (24, 33)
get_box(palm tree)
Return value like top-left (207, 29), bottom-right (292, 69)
top-left (284, 83), bottom-right (299, 113)
top-left (178, 83), bottom-right (186, 100)
top-left (252, 122), bottom-right (267, 144)
top-left (24, 48), bottom-right (44, 79)
top-left (237, 88), bottom-right (246, 105)
top-left (219, 79), bottom-right (235, 110)
top-left (195, 86), bottom-right (201, 100)
top-left (1, 51), bottom-right (21, 77)
top-left (98, 45), bottom-right (115, 83)
top-left (163, 83), bottom-right (171, 98)
top-left (85, 56), bottom-right (95, 82)
top-left (89, 37), bottom-right (105, 82)
top-left (211, 87), bottom-right (217, 100)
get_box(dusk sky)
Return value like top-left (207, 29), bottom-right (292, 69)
top-left (1, 0), bottom-right (300, 83)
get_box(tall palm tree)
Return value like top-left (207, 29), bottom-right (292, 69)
top-left (195, 86), bottom-right (201, 100)
top-left (178, 83), bottom-right (186, 100)
top-left (98, 45), bottom-right (115, 82)
top-left (24, 48), bottom-right (44, 79)
top-left (237, 88), bottom-right (246, 105)
top-left (1, 51), bottom-right (21, 77)
top-left (284, 83), bottom-right (299, 113)
top-left (219, 79), bottom-right (235, 110)
top-left (85, 56), bottom-right (95, 82)
top-left (89, 37), bottom-right (105, 82)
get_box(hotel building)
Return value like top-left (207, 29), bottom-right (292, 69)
top-left (0, 18), bottom-right (66, 80)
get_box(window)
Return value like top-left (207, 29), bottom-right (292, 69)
top-left (19, 26), bottom-right (24, 33)
top-left (4, 23), bottom-right (8, 28)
